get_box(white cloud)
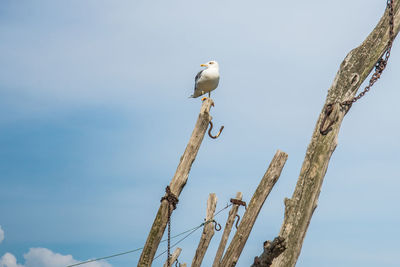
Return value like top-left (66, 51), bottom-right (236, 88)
top-left (0, 248), bottom-right (110, 267)
top-left (23, 248), bottom-right (76, 267)
top-left (0, 226), bottom-right (4, 243)
top-left (0, 253), bottom-right (23, 267)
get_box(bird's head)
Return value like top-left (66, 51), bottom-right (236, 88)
top-left (200, 60), bottom-right (219, 69)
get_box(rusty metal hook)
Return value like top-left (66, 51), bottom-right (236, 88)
top-left (212, 220), bottom-right (222, 231)
top-left (319, 103), bottom-right (335, 135)
top-left (234, 214), bottom-right (241, 229)
top-left (208, 121), bottom-right (224, 139)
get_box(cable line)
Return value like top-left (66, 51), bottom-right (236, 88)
top-left (66, 203), bottom-right (233, 267)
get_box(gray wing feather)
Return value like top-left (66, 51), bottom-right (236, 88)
top-left (194, 70), bottom-right (204, 90)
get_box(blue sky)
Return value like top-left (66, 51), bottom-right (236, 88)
top-left (1, 1), bottom-right (399, 266)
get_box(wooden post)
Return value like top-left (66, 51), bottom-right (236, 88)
top-left (212, 192), bottom-right (243, 267)
top-left (138, 98), bottom-right (214, 267)
top-left (191, 193), bottom-right (218, 267)
top-left (180, 264), bottom-right (187, 267)
top-left (220, 150), bottom-right (288, 267)
top-left (267, 4), bottom-right (400, 267)
top-left (163, 247), bottom-right (182, 267)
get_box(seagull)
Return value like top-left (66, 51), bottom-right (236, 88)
top-left (190, 60), bottom-right (220, 99)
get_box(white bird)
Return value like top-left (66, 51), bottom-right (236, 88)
top-left (190, 60), bottom-right (220, 98)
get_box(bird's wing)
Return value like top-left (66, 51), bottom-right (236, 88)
top-left (194, 70), bottom-right (204, 90)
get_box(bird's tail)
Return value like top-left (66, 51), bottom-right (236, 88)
top-left (188, 94), bottom-right (194, 98)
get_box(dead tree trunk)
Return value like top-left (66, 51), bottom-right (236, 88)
top-left (138, 99), bottom-right (214, 267)
top-left (266, 4), bottom-right (400, 267)
top-left (220, 150), bottom-right (288, 266)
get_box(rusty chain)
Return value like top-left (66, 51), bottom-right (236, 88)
top-left (160, 186), bottom-right (179, 267)
top-left (320, 0), bottom-right (395, 135)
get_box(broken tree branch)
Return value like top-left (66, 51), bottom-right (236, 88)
top-left (220, 150), bottom-right (288, 267)
top-left (138, 98), bottom-right (214, 267)
top-left (268, 3), bottom-right (400, 267)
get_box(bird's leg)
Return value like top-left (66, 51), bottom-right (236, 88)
top-left (201, 92), bottom-right (211, 101)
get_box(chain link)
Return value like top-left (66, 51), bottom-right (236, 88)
top-left (342, 0), bottom-right (394, 106)
top-left (321, 0), bottom-right (395, 135)
top-left (161, 186), bottom-right (179, 267)
top-left (167, 203), bottom-right (171, 267)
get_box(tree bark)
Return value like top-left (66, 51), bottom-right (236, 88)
top-left (251, 237), bottom-right (286, 267)
top-left (220, 150), bottom-right (288, 267)
top-left (269, 4), bottom-right (400, 267)
top-left (191, 193), bottom-right (218, 267)
top-left (138, 99), bottom-right (214, 267)
top-left (212, 192), bottom-right (243, 267)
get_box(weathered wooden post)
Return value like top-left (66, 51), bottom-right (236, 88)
top-left (262, 3), bottom-right (400, 267)
top-left (163, 248), bottom-right (182, 267)
top-left (220, 150), bottom-right (288, 266)
top-left (212, 192), bottom-right (243, 267)
top-left (191, 193), bottom-right (218, 267)
top-left (138, 98), bottom-right (215, 267)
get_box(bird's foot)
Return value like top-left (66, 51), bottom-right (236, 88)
top-left (201, 97), bottom-right (208, 101)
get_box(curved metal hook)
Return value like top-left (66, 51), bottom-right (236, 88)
top-left (174, 258), bottom-right (179, 267)
top-left (234, 214), bottom-right (241, 229)
top-left (212, 220), bottom-right (222, 231)
top-left (319, 103), bottom-right (335, 135)
top-left (208, 121), bottom-right (224, 139)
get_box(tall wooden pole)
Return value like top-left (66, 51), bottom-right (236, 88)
top-left (138, 98), bottom-right (214, 267)
top-left (220, 150), bottom-right (288, 267)
top-left (191, 193), bottom-right (218, 267)
top-left (268, 3), bottom-right (400, 267)
top-left (212, 192), bottom-right (243, 267)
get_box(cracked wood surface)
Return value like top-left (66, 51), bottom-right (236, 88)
top-left (269, 3), bottom-right (400, 267)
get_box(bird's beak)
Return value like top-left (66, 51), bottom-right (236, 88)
top-left (200, 64), bottom-right (207, 67)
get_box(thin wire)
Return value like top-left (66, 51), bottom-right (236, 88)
top-left (66, 247), bottom-right (144, 267)
top-left (153, 224), bottom-right (204, 260)
top-left (153, 203), bottom-right (233, 262)
top-left (66, 203), bottom-right (233, 267)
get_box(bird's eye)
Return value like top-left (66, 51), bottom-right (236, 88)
top-left (209, 62), bottom-right (214, 64)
